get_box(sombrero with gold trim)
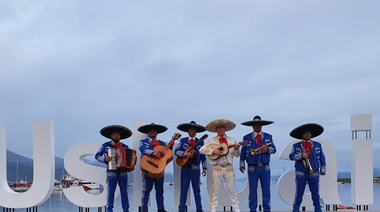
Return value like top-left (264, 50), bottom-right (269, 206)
top-left (205, 119), bottom-right (236, 132)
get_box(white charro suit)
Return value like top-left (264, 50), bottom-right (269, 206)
top-left (200, 135), bottom-right (241, 212)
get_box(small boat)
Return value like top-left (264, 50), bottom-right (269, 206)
top-left (337, 204), bottom-right (355, 209)
top-left (169, 182), bottom-right (173, 186)
top-left (9, 180), bottom-right (32, 192)
top-left (61, 175), bottom-right (75, 188)
top-left (53, 179), bottom-right (62, 191)
top-left (78, 181), bottom-right (100, 191)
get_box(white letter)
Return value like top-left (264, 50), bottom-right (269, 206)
top-left (0, 122), bottom-right (55, 208)
top-left (63, 142), bottom-right (108, 207)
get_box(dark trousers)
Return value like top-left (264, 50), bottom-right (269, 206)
top-left (293, 171), bottom-right (321, 212)
top-left (248, 164), bottom-right (271, 212)
top-left (107, 171), bottom-right (129, 212)
top-left (179, 164), bottom-right (203, 211)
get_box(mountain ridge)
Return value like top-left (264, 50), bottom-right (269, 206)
top-left (5, 150), bottom-right (379, 183)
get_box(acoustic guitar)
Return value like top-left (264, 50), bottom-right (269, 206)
top-left (207, 141), bottom-right (250, 160)
top-left (140, 133), bottom-right (181, 178)
top-left (176, 134), bottom-right (208, 167)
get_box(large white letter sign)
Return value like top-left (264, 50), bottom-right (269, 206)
top-left (277, 139), bottom-right (341, 207)
top-left (350, 114), bottom-right (373, 207)
top-left (63, 142), bottom-right (108, 207)
top-left (0, 122), bottom-right (55, 208)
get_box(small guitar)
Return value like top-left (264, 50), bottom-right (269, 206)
top-left (207, 141), bottom-right (250, 160)
top-left (140, 133), bottom-right (181, 178)
top-left (176, 134), bottom-right (208, 167)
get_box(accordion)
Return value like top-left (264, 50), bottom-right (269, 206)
top-left (108, 147), bottom-right (136, 171)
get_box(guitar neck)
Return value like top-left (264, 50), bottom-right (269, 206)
top-left (165, 140), bottom-right (175, 150)
top-left (226, 141), bottom-right (247, 149)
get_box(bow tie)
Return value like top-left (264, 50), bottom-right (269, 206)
top-left (301, 141), bottom-right (312, 155)
top-left (150, 140), bottom-right (160, 147)
top-left (219, 137), bottom-right (228, 144)
top-left (189, 139), bottom-right (196, 146)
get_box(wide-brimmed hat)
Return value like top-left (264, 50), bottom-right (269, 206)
top-left (289, 123), bottom-right (324, 139)
top-left (137, 123), bottom-right (168, 134)
top-left (241, 115), bottom-right (274, 126)
top-left (177, 121), bottom-right (206, 133)
top-left (205, 119), bottom-right (236, 132)
top-left (100, 125), bottom-right (132, 139)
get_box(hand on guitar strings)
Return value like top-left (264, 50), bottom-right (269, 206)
top-left (185, 150), bottom-right (195, 158)
top-left (212, 148), bottom-right (223, 156)
top-left (153, 151), bottom-right (164, 159)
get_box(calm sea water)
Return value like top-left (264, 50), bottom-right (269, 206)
top-left (2, 182), bottom-right (380, 211)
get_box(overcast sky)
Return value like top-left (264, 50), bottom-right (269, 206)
top-left (1, 1), bottom-right (379, 173)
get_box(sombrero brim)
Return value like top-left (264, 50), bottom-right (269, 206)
top-left (241, 120), bottom-right (274, 126)
top-left (138, 123), bottom-right (168, 134)
top-left (205, 119), bottom-right (236, 132)
top-left (100, 125), bottom-right (132, 139)
top-left (177, 123), bottom-right (206, 132)
top-left (289, 123), bottom-right (324, 139)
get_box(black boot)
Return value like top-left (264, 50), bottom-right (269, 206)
top-left (157, 209), bottom-right (167, 212)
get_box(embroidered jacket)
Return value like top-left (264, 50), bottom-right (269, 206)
top-left (289, 140), bottom-right (326, 174)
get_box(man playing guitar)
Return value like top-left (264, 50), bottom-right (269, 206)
top-left (174, 121), bottom-right (207, 212)
top-left (138, 123), bottom-right (171, 212)
top-left (199, 119), bottom-right (241, 212)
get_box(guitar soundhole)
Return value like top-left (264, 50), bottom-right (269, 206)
top-left (217, 147), bottom-right (224, 151)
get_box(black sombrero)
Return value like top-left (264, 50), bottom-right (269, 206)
top-left (177, 121), bottom-right (206, 133)
top-left (289, 123), bottom-right (324, 139)
top-left (241, 115), bottom-right (274, 126)
top-left (100, 125), bottom-right (132, 139)
top-left (137, 123), bottom-right (168, 134)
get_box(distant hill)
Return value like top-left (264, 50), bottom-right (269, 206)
top-left (5, 150), bottom-right (175, 183)
top-left (5, 150), bottom-right (379, 183)
top-left (6, 150), bottom-right (64, 182)
top-left (338, 169), bottom-right (380, 179)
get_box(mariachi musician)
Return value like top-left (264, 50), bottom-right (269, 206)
top-left (138, 123), bottom-right (170, 212)
top-left (199, 119), bottom-right (241, 212)
top-left (239, 115), bottom-right (276, 212)
top-left (95, 125), bottom-right (135, 212)
top-left (288, 123), bottom-right (326, 212)
top-left (174, 121), bottom-right (207, 212)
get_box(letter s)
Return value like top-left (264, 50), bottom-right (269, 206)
top-left (63, 142), bottom-right (110, 207)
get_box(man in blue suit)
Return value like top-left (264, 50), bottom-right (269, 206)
top-left (174, 121), bottom-right (207, 212)
top-left (289, 123), bottom-right (326, 212)
top-left (138, 123), bottom-right (169, 212)
top-left (240, 115), bottom-right (276, 212)
top-left (95, 125), bottom-right (134, 212)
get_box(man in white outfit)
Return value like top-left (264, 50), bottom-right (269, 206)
top-left (200, 119), bottom-right (241, 212)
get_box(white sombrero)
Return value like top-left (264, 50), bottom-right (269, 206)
top-left (205, 119), bottom-right (236, 132)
